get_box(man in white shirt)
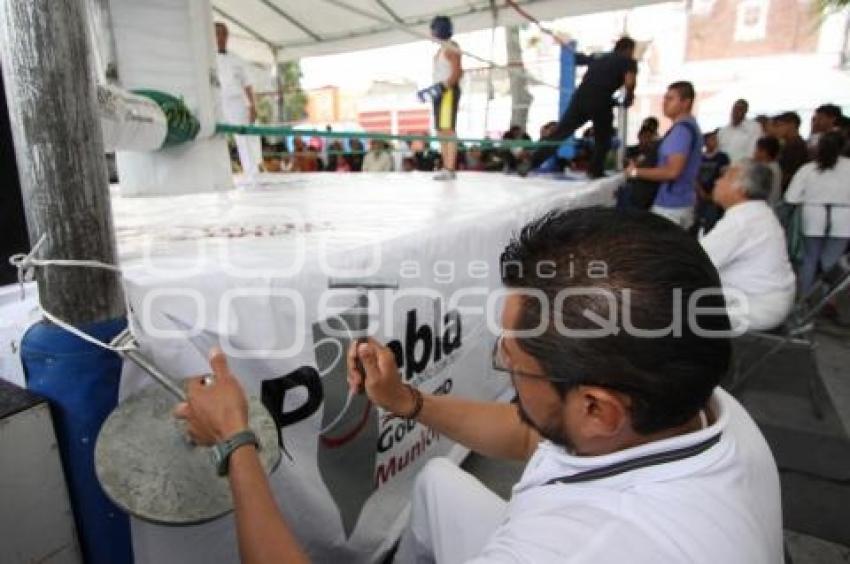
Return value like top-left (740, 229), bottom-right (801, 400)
top-left (174, 207), bottom-right (783, 564)
top-left (701, 160), bottom-right (796, 331)
top-left (215, 22), bottom-right (261, 179)
top-left (362, 140), bottom-right (394, 172)
top-left (718, 99), bottom-right (762, 164)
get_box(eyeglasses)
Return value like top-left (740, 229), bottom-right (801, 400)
top-left (491, 336), bottom-right (554, 381)
top-left (490, 337), bottom-right (644, 397)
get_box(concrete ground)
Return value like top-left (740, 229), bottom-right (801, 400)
top-left (462, 323), bottom-right (850, 563)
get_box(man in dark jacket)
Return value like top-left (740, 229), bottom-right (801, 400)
top-left (522, 36), bottom-right (637, 178)
top-left (773, 111), bottom-right (809, 193)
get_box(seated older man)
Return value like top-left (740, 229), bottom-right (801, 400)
top-left (700, 159), bottom-right (796, 331)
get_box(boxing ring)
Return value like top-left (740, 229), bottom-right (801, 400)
top-left (1, 171), bottom-right (618, 563)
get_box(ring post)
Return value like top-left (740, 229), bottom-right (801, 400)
top-left (557, 41), bottom-right (577, 160)
top-left (0, 1), bottom-right (131, 562)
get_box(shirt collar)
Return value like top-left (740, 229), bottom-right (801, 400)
top-left (514, 389), bottom-right (730, 494)
top-left (724, 199), bottom-right (765, 217)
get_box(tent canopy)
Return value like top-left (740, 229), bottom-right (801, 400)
top-left (213, 0), bottom-right (669, 63)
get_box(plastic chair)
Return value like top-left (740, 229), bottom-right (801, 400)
top-left (726, 254), bottom-right (850, 418)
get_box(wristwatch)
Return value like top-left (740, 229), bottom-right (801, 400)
top-left (212, 429), bottom-right (260, 476)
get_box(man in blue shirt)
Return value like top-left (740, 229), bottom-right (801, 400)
top-left (626, 82), bottom-right (702, 229)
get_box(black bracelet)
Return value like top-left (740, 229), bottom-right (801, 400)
top-left (398, 384), bottom-right (424, 420)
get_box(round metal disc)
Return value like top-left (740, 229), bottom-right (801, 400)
top-left (95, 386), bottom-right (281, 525)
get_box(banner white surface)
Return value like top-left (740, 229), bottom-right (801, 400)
top-left (0, 172), bottom-right (619, 563)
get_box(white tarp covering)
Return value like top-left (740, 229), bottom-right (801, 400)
top-left (0, 172), bottom-right (619, 562)
top-left (213, 0), bottom-right (672, 63)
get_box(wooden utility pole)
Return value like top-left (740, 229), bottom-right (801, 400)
top-left (0, 0), bottom-right (124, 325)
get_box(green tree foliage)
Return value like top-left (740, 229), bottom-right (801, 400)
top-left (279, 60), bottom-right (308, 123)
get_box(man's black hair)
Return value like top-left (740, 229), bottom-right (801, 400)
top-left (500, 207), bottom-right (731, 435)
top-left (638, 125), bottom-right (655, 138)
top-left (614, 36), bottom-right (636, 53)
top-left (642, 116), bottom-right (660, 132)
top-left (756, 136), bottom-right (780, 160)
top-left (668, 81), bottom-right (696, 102)
top-left (774, 111), bottom-right (801, 129)
top-left (816, 131), bottom-right (844, 171)
top-left (815, 103), bottom-right (843, 121)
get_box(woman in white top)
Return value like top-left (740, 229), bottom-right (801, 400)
top-left (785, 132), bottom-right (850, 294)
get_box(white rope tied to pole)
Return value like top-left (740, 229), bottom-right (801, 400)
top-left (9, 237), bottom-right (358, 420)
top-left (8, 234), bottom-right (137, 353)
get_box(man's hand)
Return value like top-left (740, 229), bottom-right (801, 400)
top-left (174, 348), bottom-right (250, 445)
top-left (624, 160), bottom-right (638, 179)
top-left (347, 338), bottom-right (414, 415)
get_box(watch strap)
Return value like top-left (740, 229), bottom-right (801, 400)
top-left (216, 429), bottom-right (260, 476)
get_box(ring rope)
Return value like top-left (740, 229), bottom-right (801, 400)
top-left (505, 0), bottom-right (566, 46)
top-left (216, 123), bottom-right (568, 148)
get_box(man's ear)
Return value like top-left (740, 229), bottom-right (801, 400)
top-left (573, 386), bottom-right (631, 439)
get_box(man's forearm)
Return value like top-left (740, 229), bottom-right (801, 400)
top-left (636, 164), bottom-right (678, 182)
top-left (229, 446), bottom-right (310, 564)
top-left (574, 52), bottom-right (592, 66)
top-left (415, 394), bottom-right (539, 461)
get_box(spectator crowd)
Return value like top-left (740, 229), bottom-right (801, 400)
top-left (620, 91), bottom-right (849, 332)
top-left (240, 120), bottom-right (620, 177)
top-left (233, 91), bottom-right (850, 333)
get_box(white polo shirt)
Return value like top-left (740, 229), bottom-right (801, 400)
top-left (469, 389), bottom-right (783, 563)
top-left (718, 120), bottom-right (762, 164)
top-left (700, 200), bottom-right (796, 331)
